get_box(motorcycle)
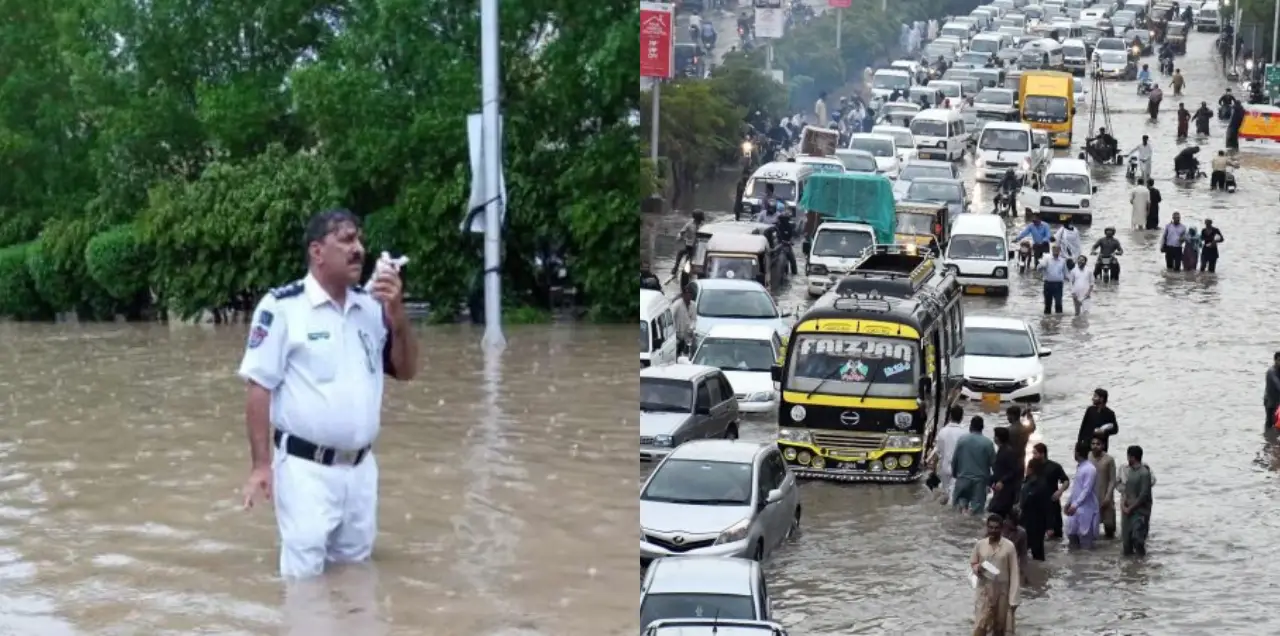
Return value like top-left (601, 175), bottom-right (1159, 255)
top-left (1217, 102), bottom-right (1233, 120)
top-left (1137, 79), bottom-right (1153, 96)
top-left (1017, 239), bottom-right (1033, 274)
top-left (1159, 56), bottom-right (1174, 76)
top-left (1222, 170), bottom-right (1238, 193)
top-left (993, 188), bottom-right (1018, 217)
top-left (1125, 152), bottom-right (1139, 181)
top-left (1095, 255), bottom-right (1118, 282)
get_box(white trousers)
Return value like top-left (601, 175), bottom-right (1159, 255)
top-left (273, 437), bottom-right (379, 579)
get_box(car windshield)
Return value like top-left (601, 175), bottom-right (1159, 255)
top-left (642, 458), bottom-right (754, 505)
top-left (875, 129), bottom-right (914, 148)
top-left (948, 234), bottom-right (1007, 260)
top-left (1097, 38), bottom-right (1124, 50)
top-left (896, 212), bottom-right (935, 234)
top-left (641, 378), bottom-right (693, 412)
top-left (640, 593), bottom-right (758, 631)
top-left (1098, 50), bottom-right (1127, 63)
top-left (910, 120), bottom-right (948, 137)
top-left (812, 228), bottom-right (874, 258)
top-left (641, 321), bottom-right (651, 353)
top-left (748, 179), bottom-right (796, 201)
top-left (850, 137), bottom-right (894, 157)
top-left (961, 52), bottom-right (989, 65)
top-left (696, 288), bottom-right (777, 319)
top-left (693, 338), bottom-right (776, 373)
top-left (1064, 44), bottom-right (1086, 57)
top-left (1023, 96), bottom-right (1069, 122)
top-left (971, 38), bottom-right (1000, 53)
top-left (975, 91), bottom-right (1014, 105)
top-left (942, 26), bottom-right (970, 38)
top-left (965, 326), bottom-right (1036, 357)
top-left (925, 44), bottom-right (951, 58)
top-left (1044, 173), bottom-right (1091, 194)
top-left (706, 256), bottom-right (759, 281)
top-left (936, 83), bottom-right (961, 98)
top-left (838, 154), bottom-right (878, 172)
top-left (1125, 30), bottom-right (1148, 42)
top-left (908, 182), bottom-right (963, 203)
top-left (900, 164), bottom-right (953, 181)
top-left (873, 73), bottom-right (911, 89)
top-left (979, 128), bottom-right (1029, 151)
top-left (787, 334), bottom-right (919, 397)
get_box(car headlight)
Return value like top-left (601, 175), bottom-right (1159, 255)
top-left (778, 428), bottom-right (813, 444)
top-left (993, 266), bottom-right (1008, 277)
top-left (744, 391), bottom-right (774, 403)
top-left (714, 518), bottom-right (751, 545)
top-left (885, 435), bottom-right (923, 448)
top-left (944, 264), bottom-right (959, 274)
top-left (807, 263), bottom-right (828, 275)
top-left (1040, 196), bottom-right (1052, 206)
top-left (939, 140), bottom-right (948, 148)
top-left (1018, 375), bottom-right (1042, 388)
top-left (1021, 157), bottom-right (1031, 171)
top-left (1080, 199), bottom-right (1090, 208)
top-left (652, 434), bottom-right (673, 448)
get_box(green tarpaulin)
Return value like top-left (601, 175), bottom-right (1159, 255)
top-left (799, 172), bottom-right (897, 244)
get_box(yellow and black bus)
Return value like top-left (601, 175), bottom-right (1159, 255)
top-left (771, 245), bottom-right (965, 482)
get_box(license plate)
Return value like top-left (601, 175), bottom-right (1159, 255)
top-left (981, 393), bottom-right (1002, 407)
top-left (966, 286), bottom-right (986, 294)
top-left (836, 453), bottom-right (865, 462)
top-left (1060, 214), bottom-right (1072, 221)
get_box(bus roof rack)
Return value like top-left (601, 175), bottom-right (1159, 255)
top-left (831, 288), bottom-right (893, 313)
top-left (832, 244), bottom-right (936, 299)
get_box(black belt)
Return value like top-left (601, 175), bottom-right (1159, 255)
top-left (274, 429), bottom-right (370, 467)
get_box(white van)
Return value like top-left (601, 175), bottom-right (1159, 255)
top-left (641, 289), bottom-right (678, 368)
top-left (1019, 38), bottom-right (1065, 71)
top-left (1196, 1), bottom-right (1221, 31)
top-left (1062, 38), bottom-right (1089, 75)
top-left (930, 80), bottom-right (968, 111)
top-left (974, 122), bottom-right (1038, 182)
top-left (870, 69), bottom-right (913, 100)
top-left (969, 33), bottom-right (1010, 57)
top-left (743, 162), bottom-right (814, 212)
top-left (944, 214), bottom-right (1012, 296)
top-left (1035, 157), bottom-right (1096, 225)
top-left (910, 109), bottom-right (968, 161)
top-left (805, 221), bottom-right (878, 297)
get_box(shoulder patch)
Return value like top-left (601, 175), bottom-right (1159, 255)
top-left (270, 280), bottom-right (305, 299)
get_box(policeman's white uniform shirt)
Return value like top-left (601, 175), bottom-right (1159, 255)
top-left (238, 274), bottom-right (390, 451)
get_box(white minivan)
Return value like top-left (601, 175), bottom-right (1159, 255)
top-left (1035, 157), bottom-right (1096, 225)
top-left (944, 214), bottom-right (1012, 296)
top-left (805, 220), bottom-right (878, 297)
top-left (1196, 1), bottom-right (1221, 31)
top-left (974, 121), bottom-right (1038, 183)
top-left (909, 109), bottom-right (968, 161)
top-left (641, 289), bottom-right (678, 368)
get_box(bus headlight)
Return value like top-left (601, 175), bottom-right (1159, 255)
top-left (886, 435), bottom-right (923, 448)
top-left (811, 456), bottom-right (826, 470)
top-left (778, 428), bottom-right (813, 444)
top-left (783, 447), bottom-right (797, 460)
top-left (883, 456), bottom-right (899, 470)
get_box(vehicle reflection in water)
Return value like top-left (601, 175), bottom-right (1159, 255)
top-left (0, 322), bottom-right (636, 636)
top-left (646, 30), bottom-right (1280, 635)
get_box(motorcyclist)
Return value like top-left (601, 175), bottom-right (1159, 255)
top-left (1055, 220), bottom-right (1083, 259)
top-left (1173, 145), bottom-right (1201, 177)
top-left (1218, 89), bottom-right (1236, 117)
top-left (700, 22), bottom-right (717, 51)
top-left (673, 209), bottom-right (706, 278)
top-left (1137, 64), bottom-right (1152, 86)
top-left (1089, 127), bottom-right (1119, 163)
top-left (776, 210), bottom-right (798, 274)
top-left (1194, 101), bottom-right (1213, 135)
top-left (1128, 135), bottom-right (1154, 182)
top-left (755, 198), bottom-right (784, 225)
top-left (996, 168), bottom-right (1020, 213)
top-left (1090, 228), bottom-right (1124, 281)
top-left (1015, 215), bottom-right (1054, 262)
top-left (766, 118), bottom-right (790, 147)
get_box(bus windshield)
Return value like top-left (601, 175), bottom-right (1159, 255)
top-left (786, 334), bottom-right (919, 397)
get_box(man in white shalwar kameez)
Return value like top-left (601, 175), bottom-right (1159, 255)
top-left (1129, 183), bottom-right (1150, 229)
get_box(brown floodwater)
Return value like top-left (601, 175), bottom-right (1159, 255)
top-left (0, 322), bottom-right (637, 635)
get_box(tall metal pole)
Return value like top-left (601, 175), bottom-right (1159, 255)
top-left (650, 83), bottom-right (661, 164)
top-left (766, 43), bottom-right (773, 71)
top-left (1273, 0), bottom-right (1279, 62)
top-left (480, 0), bottom-right (505, 348)
top-left (1232, 7), bottom-right (1240, 71)
top-left (836, 9), bottom-right (842, 49)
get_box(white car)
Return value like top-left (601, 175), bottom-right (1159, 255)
top-left (960, 315), bottom-right (1051, 404)
top-left (689, 324), bottom-right (783, 413)
top-left (640, 557), bottom-right (772, 629)
top-left (644, 619), bottom-right (790, 636)
top-left (640, 440), bottom-right (802, 563)
top-left (870, 125), bottom-right (919, 163)
top-left (892, 158), bottom-right (960, 200)
top-left (1078, 7), bottom-right (1107, 25)
top-left (1073, 76), bottom-right (1086, 104)
top-left (690, 279), bottom-right (791, 346)
top-left (847, 133), bottom-right (900, 178)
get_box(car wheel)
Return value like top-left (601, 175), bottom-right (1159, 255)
top-left (752, 540), bottom-right (765, 562)
top-left (724, 424), bottom-right (739, 440)
top-left (787, 506), bottom-right (802, 541)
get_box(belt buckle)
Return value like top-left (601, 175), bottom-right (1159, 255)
top-left (334, 449), bottom-right (359, 465)
top-left (312, 446), bottom-right (327, 464)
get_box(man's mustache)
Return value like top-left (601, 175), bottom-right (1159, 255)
top-left (349, 253), bottom-right (364, 264)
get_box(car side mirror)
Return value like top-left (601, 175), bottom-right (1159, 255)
top-left (696, 403), bottom-right (712, 415)
top-left (770, 364), bottom-right (782, 382)
top-left (677, 356), bottom-right (690, 364)
top-left (780, 309), bottom-right (794, 318)
top-left (764, 488), bottom-right (783, 506)
top-left (1039, 348), bottom-right (1053, 357)
top-left (1092, 185), bottom-right (1098, 193)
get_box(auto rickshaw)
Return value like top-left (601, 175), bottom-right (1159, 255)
top-left (1164, 21), bottom-right (1188, 54)
top-left (703, 233), bottom-right (787, 293)
top-left (687, 221), bottom-right (776, 290)
top-left (893, 201), bottom-right (950, 255)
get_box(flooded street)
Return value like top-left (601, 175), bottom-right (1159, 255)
top-left (0, 323), bottom-right (636, 635)
top-left (652, 31), bottom-right (1280, 635)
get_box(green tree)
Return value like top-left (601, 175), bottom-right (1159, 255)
top-left (641, 81), bottom-right (739, 207)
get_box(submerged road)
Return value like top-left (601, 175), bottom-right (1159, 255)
top-left (652, 30), bottom-right (1280, 635)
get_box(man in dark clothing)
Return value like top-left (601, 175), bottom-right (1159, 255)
top-left (1264, 352), bottom-right (1280, 432)
top-left (1199, 219), bottom-right (1224, 272)
top-left (1078, 387), bottom-right (1119, 450)
top-left (1227, 101), bottom-right (1245, 150)
top-left (988, 427), bottom-right (1021, 517)
top-left (1194, 102), bottom-right (1213, 135)
top-left (1032, 442), bottom-right (1070, 540)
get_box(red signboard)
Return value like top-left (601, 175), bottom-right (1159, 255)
top-left (640, 3), bottom-right (675, 79)
top-left (828, 0), bottom-right (852, 7)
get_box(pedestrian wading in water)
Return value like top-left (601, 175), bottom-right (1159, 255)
top-left (971, 513), bottom-right (1021, 636)
top-left (1120, 445), bottom-right (1154, 557)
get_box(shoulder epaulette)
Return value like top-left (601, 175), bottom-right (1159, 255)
top-left (350, 284), bottom-right (368, 294)
top-left (270, 280), bottom-right (305, 299)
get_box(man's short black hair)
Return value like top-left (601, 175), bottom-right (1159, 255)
top-left (1127, 445), bottom-right (1144, 462)
top-left (1094, 388), bottom-right (1109, 403)
top-left (969, 416), bottom-right (984, 432)
top-left (949, 405), bottom-right (964, 422)
top-left (304, 208), bottom-right (361, 250)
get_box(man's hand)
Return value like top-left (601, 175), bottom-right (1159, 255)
top-left (372, 268), bottom-right (405, 314)
top-left (1065, 503), bottom-right (1077, 515)
top-left (242, 466), bottom-right (273, 510)
top-left (1051, 490), bottom-right (1062, 502)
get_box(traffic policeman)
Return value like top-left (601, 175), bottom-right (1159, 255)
top-left (238, 208), bottom-right (419, 579)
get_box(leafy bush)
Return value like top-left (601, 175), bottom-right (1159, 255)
top-left (0, 242), bottom-right (48, 319)
top-left (85, 224), bottom-right (152, 301)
